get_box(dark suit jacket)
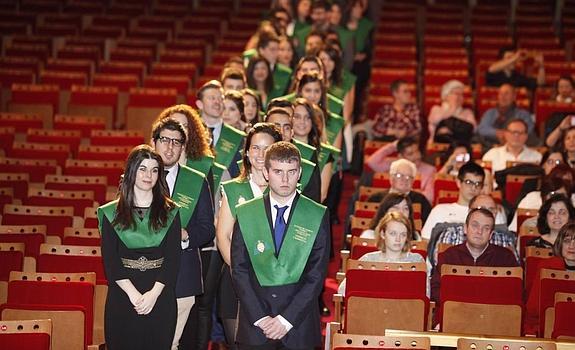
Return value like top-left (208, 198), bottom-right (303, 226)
top-left (231, 193), bottom-right (330, 348)
top-left (301, 163), bottom-right (321, 203)
top-left (174, 166), bottom-right (215, 298)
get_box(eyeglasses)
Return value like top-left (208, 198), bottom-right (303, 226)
top-left (462, 179), bottom-right (484, 189)
top-left (506, 130), bottom-right (527, 136)
top-left (157, 136), bottom-right (185, 147)
top-left (546, 159), bottom-right (563, 166)
top-left (391, 173), bottom-right (414, 181)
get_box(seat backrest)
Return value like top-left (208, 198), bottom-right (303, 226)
top-left (44, 174), bottom-right (108, 204)
top-left (331, 333), bottom-right (430, 350)
top-left (539, 269), bottom-right (575, 337)
top-left (346, 260), bottom-right (427, 297)
top-left (26, 188), bottom-right (95, 216)
top-left (350, 216), bottom-right (371, 237)
top-left (2, 204), bottom-right (74, 238)
top-left (37, 243), bottom-right (105, 281)
top-left (440, 264), bottom-right (524, 304)
top-left (457, 337), bottom-right (556, 350)
top-left (524, 246), bottom-right (553, 292)
top-left (62, 227), bottom-right (101, 246)
top-left (0, 224), bottom-right (46, 257)
top-left (353, 201), bottom-right (379, 219)
top-left (0, 319), bottom-right (52, 350)
top-left (552, 292), bottom-right (575, 339)
top-left (0, 243), bottom-right (25, 281)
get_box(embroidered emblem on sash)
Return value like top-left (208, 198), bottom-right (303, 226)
top-left (255, 240), bottom-right (266, 254)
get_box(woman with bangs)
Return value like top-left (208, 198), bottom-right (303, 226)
top-left (215, 123), bottom-right (283, 349)
top-left (99, 145), bottom-right (181, 350)
top-left (338, 211), bottom-right (425, 295)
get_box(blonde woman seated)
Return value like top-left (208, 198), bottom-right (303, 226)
top-left (338, 212), bottom-right (425, 296)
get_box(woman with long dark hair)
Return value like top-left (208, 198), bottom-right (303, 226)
top-left (215, 123), bottom-right (283, 349)
top-left (99, 145), bottom-right (181, 350)
top-left (246, 56), bottom-right (274, 109)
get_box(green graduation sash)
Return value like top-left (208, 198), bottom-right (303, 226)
top-left (236, 195), bottom-right (326, 286)
top-left (334, 25), bottom-right (353, 52)
top-left (186, 154), bottom-right (215, 177)
top-left (353, 17), bottom-right (375, 53)
top-left (300, 158), bottom-right (315, 189)
top-left (269, 63), bottom-right (292, 100)
top-left (317, 143), bottom-right (341, 171)
top-left (292, 138), bottom-right (317, 163)
top-left (325, 112), bottom-right (344, 145)
top-left (329, 70), bottom-right (357, 100)
top-left (242, 48), bottom-right (257, 63)
top-left (98, 200), bottom-right (178, 249)
top-left (222, 178), bottom-right (257, 218)
top-left (215, 124), bottom-right (245, 171)
top-left (212, 162), bottom-right (226, 191)
top-left (172, 165), bottom-right (205, 227)
top-left (327, 94), bottom-right (343, 116)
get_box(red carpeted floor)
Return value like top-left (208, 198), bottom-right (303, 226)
top-left (321, 173), bottom-right (358, 327)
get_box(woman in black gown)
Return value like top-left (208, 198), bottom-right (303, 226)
top-left (98, 145), bottom-right (181, 350)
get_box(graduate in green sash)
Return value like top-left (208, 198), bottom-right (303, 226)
top-left (231, 141), bottom-right (330, 349)
top-left (150, 118), bottom-right (215, 350)
top-left (98, 145), bottom-right (181, 350)
top-left (216, 123), bottom-right (283, 348)
top-left (319, 45), bottom-right (356, 126)
top-left (155, 104), bottom-right (218, 195)
top-left (246, 56), bottom-right (274, 111)
top-left (196, 80), bottom-right (245, 179)
top-left (266, 104), bottom-right (322, 203)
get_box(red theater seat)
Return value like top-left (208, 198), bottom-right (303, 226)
top-left (68, 85), bottom-right (119, 129)
top-left (0, 319), bottom-right (52, 350)
top-left (25, 188), bottom-right (95, 216)
top-left (98, 61), bottom-right (146, 82)
top-left (90, 129), bottom-right (145, 147)
top-left (9, 84), bottom-right (60, 118)
top-left (92, 73), bottom-right (139, 92)
top-left (37, 244), bottom-right (105, 281)
top-left (0, 112), bottom-right (44, 132)
top-left (77, 144), bottom-right (132, 162)
top-left (0, 225), bottom-right (46, 258)
top-left (0, 243), bottom-right (25, 281)
top-left (26, 129), bottom-right (82, 155)
top-left (53, 114), bottom-right (106, 137)
top-left (64, 159), bottom-right (123, 185)
top-left (8, 142), bottom-right (70, 168)
top-left (0, 158), bottom-right (59, 183)
top-left (0, 68), bottom-right (35, 86)
top-left (144, 75), bottom-right (190, 95)
top-left (45, 174), bottom-right (108, 205)
top-left (0, 173), bottom-right (29, 200)
top-left (0, 126), bottom-right (15, 153)
top-left (2, 204), bottom-right (75, 239)
top-left (331, 333), bottom-right (430, 350)
top-left (126, 87), bottom-right (178, 136)
top-left (62, 227), bottom-right (101, 246)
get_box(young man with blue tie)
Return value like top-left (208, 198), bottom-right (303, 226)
top-left (231, 141), bottom-right (330, 349)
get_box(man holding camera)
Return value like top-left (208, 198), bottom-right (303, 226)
top-left (486, 47), bottom-right (545, 90)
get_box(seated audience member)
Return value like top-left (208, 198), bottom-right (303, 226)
top-left (365, 136), bottom-right (436, 203)
top-left (508, 162), bottom-right (570, 233)
top-left (554, 75), bottom-right (574, 103)
top-left (422, 161), bottom-right (486, 240)
top-left (527, 194), bottom-right (575, 249)
top-left (360, 192), bottom-right (419, 240)
top-left (427, 80), bottom-right (476, 145)
top-left (339, 211), bottom-right (425, 295)
top-left (482, 118), bottom-right (542, 175)
top-left (367, 159), bottom-right (432, 224)
top-left (430, 208), bottom-right (519, 303)
top-left (221, 68), bottom-right (247, 92)
top-left (485, 47), bottom-right (545, 89)
top-left (549, 126), bottom-right (575, 168)
top-left (371, 79), bottom-right (421, 141)
top-left (437, 141), bottom-right (472, 177)
top-left (477, 84), bottom-right (535, 147)
top-left (545, 115), bottom-right (575, 149)
top-left (525, 222), bottom-right (575, 335)
top-left (428, 194), bottom-right (518, 267)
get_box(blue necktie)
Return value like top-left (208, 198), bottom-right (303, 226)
top-left (273, 205), bottom-right (288, 253)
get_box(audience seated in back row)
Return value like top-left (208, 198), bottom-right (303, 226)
top-left (365, 136), bottom-right (435, 203)
top-left (485, 47), bottom-right (545, 90)
top-left (526, 194), bottom-right (575, 250)
top-left (360, 192), bottom-right (421, 241)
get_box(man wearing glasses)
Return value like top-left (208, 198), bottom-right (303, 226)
top-left (151, 118), bottom-right (216, 350)
top-left (482, 118), bottom-right (542, 174)
top-left (422, 162), bottom-right (486, 239)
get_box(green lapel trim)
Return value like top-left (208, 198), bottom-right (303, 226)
top-left (325, 112), bottom-right (344, 145)
top-left (236, 195), bottom-right (326, 286)
top-left (293, 138), bottom-right (317, 162)
top-left (186, 155), bottom-right (215, 177)
top-left (98, 200), bottom-right (178, 249)
top-left (270, 63), bottom-right (293, 100)
top-left (222, 178), bottom-right (258, 218)
top-left (327, 93), bottom-right (343, 116)
top-left (300, 158), bottom-right (316, 189)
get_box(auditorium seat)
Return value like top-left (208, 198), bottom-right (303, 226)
top-left (457, 337), bottom-right (556, 350)
top-left (56, 46), bottom-right (101, 64)
top-left (2, 204), bottom-right (77, 239)
top-left (0, 224), bottom-right (46, 258)
top-left (8, 141), bottom-right (70, 168)
top-left (83, 207), bottom-right (99, 229)
top-left (0, 242), bottom-right (25, 281)
top-left (0, 173), bottom-right (28, 200)
top-left (151, 62), bottom-right (198, 84)
top-left (68, 85), bottom-right (119, 129)
top-left (98, 61), bottom-right (145, 83)
top-left (8, 84), bottom-right (60, 122)
top-left (53, 114), bottom-right (106, 137)
top-left (92, 73), bottom-right (140, 92)
top-left (144, 75), bottom-right (190, 95)
top-left (0, 158), bottom-right (59, 183)
top-left (439, 265), bottom-right (523, 336)
top-left (90, 129), bottom-right (145, 147)
top-left (63, 159), bottom-right (123, 185)
top-left (0, 112), bottom-right (45, 132)
top-left (40, 71), bottom-right (88, 90)
top-left (331, 333), bottom-right (430, 350)
top-left (45, 174), bottom-right (108, 205)
top-left (37, 243), bottom-right (105, 282)
top-left (77, 145), bottom-right (132, 162)
top-left (525, 247), bottom-right (554, 293)
top-left (62, 227), bottom-right (101, 246)
top-left (25, 188), bottom-right (96, 217)
top-left (0, 319), bottom-right (52, 350)
top-left (125, 87), bottom-right (178, 137)
top-left (551, 292), bottom-right (575, 339)
top-left (337, 260), bottom-right (429, 333)
top-left (26, 128), bottom-right (82, 155)
top-left (538, 269), bottom-right (575, 337)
